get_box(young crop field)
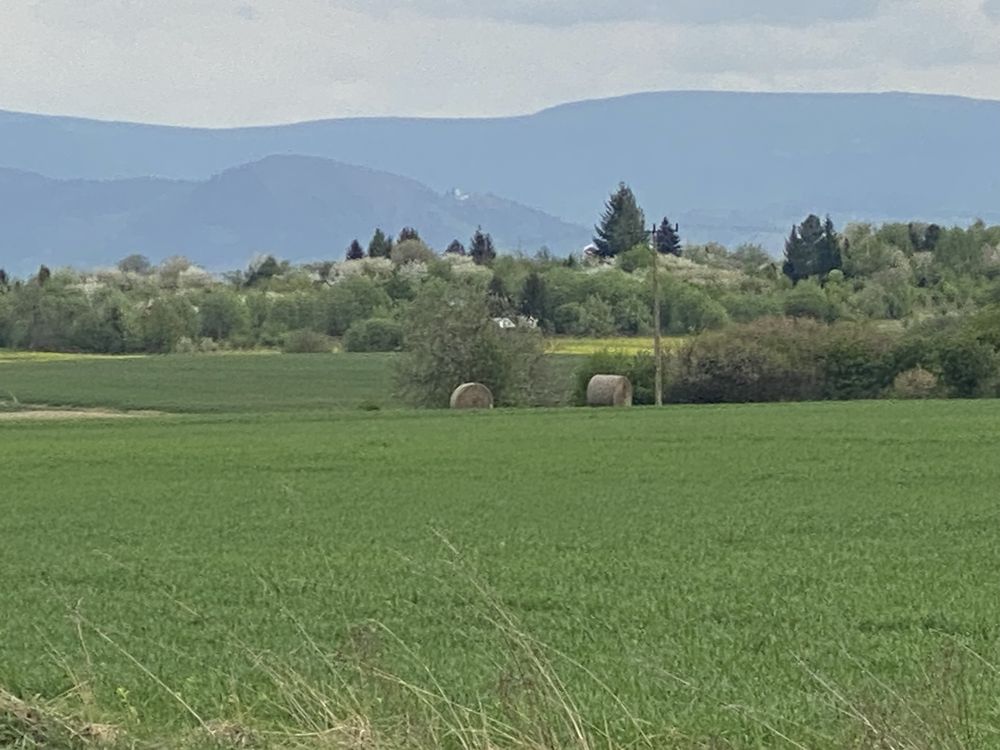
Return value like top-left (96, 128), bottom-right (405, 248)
top-left (0, 352), bottom-right (581, 414)
top-left (3, 361), bottom-right (1000, 749)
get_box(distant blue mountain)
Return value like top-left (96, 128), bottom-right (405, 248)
top-left (0, 156), bottom-right (591, 273)
top-left (1, 91), bottom-right (998, 264)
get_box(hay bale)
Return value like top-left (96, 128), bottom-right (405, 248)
top-left (450, 383), bottom-right (494, 409)
top-left (586, 375), bottom-right (633, 407)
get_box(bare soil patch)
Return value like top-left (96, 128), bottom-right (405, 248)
top-left (0, 407), bottom-right (162, 421)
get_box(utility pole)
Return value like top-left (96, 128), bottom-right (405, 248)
top-left (651, 222), bottom-right (663, 406)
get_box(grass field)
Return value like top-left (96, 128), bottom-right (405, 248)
top-left (0, 352), bottom-right (580, 413)
top-left (3, 354), bottom-right (1000, 748)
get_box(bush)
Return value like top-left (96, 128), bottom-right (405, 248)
top-left (396, 279), bottom-right (548, 407)
top-left (572, 350), bottom-right (656, 405)
top-left (666, 331), bottom-right (820, 404)
top-left (391, 239), bottom-right (436, 266)
top-left (819, 324), bottom-right (898, 400)
top-left (281, 329), bottom-right (333, 354)
top-left (664, 317), bottom-right (895, 404)
top-left (663, 284), bottom-right (730, 333)
top-left (783, 281), bottom-right (835, 321)
top-left (720, 292), bottom-right (783, 323)
top-left (173, 336), bottom-right (221, 354)
top-left (890, 367), bottom-right (940, 399)
top-left (344, 318), bottom-right (403, 352)
top-left (937, 337), bottom-right (997, 398)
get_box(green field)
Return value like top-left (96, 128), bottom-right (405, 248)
top-left (3, 355), bottom-right (1000, 748)
top-left (0, 352), bottom-right (580, 413)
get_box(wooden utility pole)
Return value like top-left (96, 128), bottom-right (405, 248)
top-left (651, 223), bottom-right (663, 406)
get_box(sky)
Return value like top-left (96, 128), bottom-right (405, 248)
top-left (1, 0), bottom-right (999, 127)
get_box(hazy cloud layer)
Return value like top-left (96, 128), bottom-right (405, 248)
top-left (340, 0), bottom-right (882, 26)
top-left (0, 0), bottom-right (998, 126)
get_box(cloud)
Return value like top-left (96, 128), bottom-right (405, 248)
top-left (235, 4), bottom-right (257, 21)
top-left (343, 0), bottom-right (881, 26)
top-left (985, 0), bottom-right (1000, 17)
top-left (0, 0), bottom-right (998, 127)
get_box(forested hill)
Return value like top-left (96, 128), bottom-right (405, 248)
top-left (0, 156), bottom-right (591, 272)
top-left (1, 91), bottom-right (999, 252)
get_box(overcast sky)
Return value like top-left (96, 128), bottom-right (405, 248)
top-left (1, 0), bottom-right (999, 126)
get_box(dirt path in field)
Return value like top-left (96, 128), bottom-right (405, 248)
top-left (0, 407), bottom-right (162, 421)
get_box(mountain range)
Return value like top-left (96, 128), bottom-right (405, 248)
top-left (1, 90), bottom-right (999, 271)
top-left (0, 157), bottom-right (589, 272)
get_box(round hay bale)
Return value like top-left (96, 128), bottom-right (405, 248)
top-left (586, 375), bottom-right (633, 407)
top-left (450, 382), bottom-right (494, 410)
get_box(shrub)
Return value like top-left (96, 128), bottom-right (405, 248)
top-left (617, 246), bottom-right (653, 273)
top-left (391, 239), bottom-right (436, 266)
top-left (344, 318), bottom-right (403, 352)
top-left (663, 284), bottom-right (730, 333)
top-left (281, 329), bottom-right (333, 354)
top-left (783, 281), bottom-right (835, 321)
top-left (173, 336), bottom-right (221, 354)
top-left (890, 367), bottom-right (940, 399)
top-left (720, 292), bottom-right (783, 323)
top-left (819, 324), bottom-right (898, 400)
top-left (937, 337), bottom-right (998, 398)
top-left (666, 332), bottom-right (820, 404)
top-left (396, 279), bottom-right (548, 407)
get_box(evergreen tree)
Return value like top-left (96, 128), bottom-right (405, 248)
top-left (469, 227), bottom-right (496, 266)
top-left (0, 269), bottom-right (8, 290)
top-left (655, 217), bottom-right (681, 256)
top-left (487, 273), bottom-right (511, 317)
top-left (593, 182), bottom-right (646, 258)
top-left (368, 228), bottom-right (393, 259)
top-left (346, 239), bottom-right (365, 261)
top-left (37, 265), bottom-right (51, 286)
top-left (398, 227), bottom-right (421, 243)
top-left (520, 271), bottom-right (548, 322)
top-left (245, 255), bottom-right (283, 287)
top-left (445, 239), bottom-right (466, 256)
top-left (782, 214), bottom-right (843, 283)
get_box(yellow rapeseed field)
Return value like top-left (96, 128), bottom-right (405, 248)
top-left (545, 336), bottom-right (686, 355)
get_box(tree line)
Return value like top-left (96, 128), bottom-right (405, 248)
top-left (1, 182), bottom-right (999, 355)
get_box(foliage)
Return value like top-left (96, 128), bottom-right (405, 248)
top-left (344, 318), bottom-right (404, 352)
top-left (345, 239), bottom-right (365, 261)
top-left (572, 349), bottom-right (656, 404)
top-left (891, 366), bottom-right (940, 399)
top-left (783, 279), bottom-right (837, 321)
top-left (367, 228), bottom-right (393, 259)
top-left (244, 255), bottom-right (286, 287)
top-left (445, 239), bottom-right (466, 256)
top-left (666, 321), bottom-right (822, 403)
top-left (198, 289), bottom-right (249, 342)
top-left (281, 329), bottom-right (334, 354)
top-left (398, 226), bottom-right (421, 243)
top-left (655, 217), bottom-right (681, 256)
top-left (140, 296), bottom-right (199, 353)
top-left (519, 271), bottom-right (548, 322)
top-left (783, 214), bottom-right (843, 283)
top-left (117, 254), bottom-right (153, 275)
top-left (0, 218), bottom-right (999, 356)
top-left (391, 238), bottom-right (436, 265)
top-left (396, 279), bottom-right (546, 407)
top-left (469, 227), bottom-right (497, 266)
top-left (323, 275), bottom-right (392, 336)
top-left (593, 182), bottom-right (646, 258)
